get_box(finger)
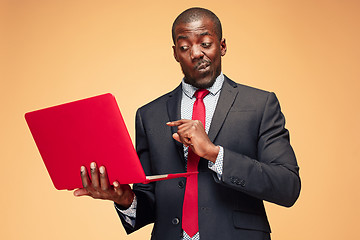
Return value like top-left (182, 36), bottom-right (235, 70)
top-left (172, 133), bottom-right (181, 143)
top-left (80, 165), bottom-right (91, 188)
top-left (90, 162), bottom-right (100, 189)
top-left (113, 181), bottom-right (120, 190)
top-left (166, 119), bottom-right (189, 126)
top-left (113, 181), bottom-right (123, 195)
top-left (176, 126), bottom-right (194, 140)
top-left (176, 120), bottom-right (202, 132)
top-left (183, 137), bottom-right (192, 146)
top-left (193, 119), bottom-right (204, 128)
top-left (73, 188), bottom-right (90, 197)
top-left (99, 166), bottom-right (110, 191)
top-left (172, 133), bottom-right (191, 147)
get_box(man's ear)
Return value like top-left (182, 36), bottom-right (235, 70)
top-left (172, 45), bottom-right (180, 62)
top-left (220, 38), bottom-right (227, 56)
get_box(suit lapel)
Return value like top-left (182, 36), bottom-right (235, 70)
top-left (166, 84), bottom-right (185, 161)
top-left (208, 76), bottom-right (238, 142)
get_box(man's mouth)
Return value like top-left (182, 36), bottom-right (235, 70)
top-left (195, 61), bottom-right (211, 72)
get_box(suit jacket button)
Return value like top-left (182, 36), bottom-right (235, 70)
top-left (178, 180), bottom-right (185, 188)
top-left (240, 180), bottom-right (246, 187)
top-left (230, 176), bottom-right (237, 184)
top-left (172, 218), bottom-right (180, 225)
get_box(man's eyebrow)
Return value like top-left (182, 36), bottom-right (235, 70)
top-left (176, 35), bottom-right (188, 41)
top-left (200, 31), bottom-right (211, 36)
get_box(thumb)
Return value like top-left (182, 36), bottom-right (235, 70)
top-left (172, 133), bottom-right (181, 143)
top-left (73, 188), bottom-right (90, 197)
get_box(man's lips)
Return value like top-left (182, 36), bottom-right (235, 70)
top-left (194, 61), bottom-right (211, 71)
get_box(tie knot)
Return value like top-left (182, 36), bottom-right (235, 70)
top-left (194, 89), bottom-right (209, 100)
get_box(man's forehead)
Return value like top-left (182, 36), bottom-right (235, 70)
top-left (174, 19), bottom-right (215, 39)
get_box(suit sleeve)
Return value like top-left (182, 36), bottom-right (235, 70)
top-left (221, 92), bottom-right (301, 207)
top-left (116, 108), bottom-right (156, 234)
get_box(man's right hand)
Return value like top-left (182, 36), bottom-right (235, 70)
top-left (73, 162), bottom-right (135, 209)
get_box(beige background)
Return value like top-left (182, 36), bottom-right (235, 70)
top-left (1, 0), bottom-right (359, 239)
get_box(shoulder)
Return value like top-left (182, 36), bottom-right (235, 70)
top-left (224, 75), bottom-right (276, 105)
top-left (224, 75), bottom-right (269, 94)
top-left (137, 84), bottom-right (181, 115)
top-left (223, 76), bottom-right (284, 126)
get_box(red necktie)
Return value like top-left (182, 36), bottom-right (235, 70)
top-left (182, 89), bottom-right (209, 237)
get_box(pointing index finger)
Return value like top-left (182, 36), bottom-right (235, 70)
top-left (166, 119), bottom-right (189, 126)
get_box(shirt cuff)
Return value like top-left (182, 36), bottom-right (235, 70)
top-left (114, 195), bottom-right (137, 227)
top-left (208, 146), bottom-right (224, 178)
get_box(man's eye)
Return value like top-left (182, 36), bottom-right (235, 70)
top-left (180, 46), bottom-right (189, 51)
top-left (201, 42), bottom-right (211, 48)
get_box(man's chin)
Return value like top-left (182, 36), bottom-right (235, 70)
top-left (185, 74), bottom-right (216, 89)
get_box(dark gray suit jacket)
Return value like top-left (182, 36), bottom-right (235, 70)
top-left (116, 76), bottom-right (301, 240)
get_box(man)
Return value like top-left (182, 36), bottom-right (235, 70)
top-left (74, 7), bottom-right (301, 240)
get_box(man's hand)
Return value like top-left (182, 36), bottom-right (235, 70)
top-left (167, 119), bottom-right (220, 163)
top-left (73, 162), bottom-right (135, 209)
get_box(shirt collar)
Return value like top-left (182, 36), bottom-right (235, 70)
top-left (181, 72), bottom-right (224, 99)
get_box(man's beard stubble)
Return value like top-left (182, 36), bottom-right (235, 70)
top-left (183, 59), bottom-right (219, 89)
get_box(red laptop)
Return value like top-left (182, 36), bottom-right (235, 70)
top-left (25, 93), bottom-right (195, 190)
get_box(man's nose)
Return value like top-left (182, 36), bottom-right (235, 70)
top-left (190, 45), bottom-right (204, 60)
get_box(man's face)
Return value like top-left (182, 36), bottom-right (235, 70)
top-left (172, 17), bottom-right (227, 89)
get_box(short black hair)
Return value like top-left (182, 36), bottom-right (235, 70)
top-left (172, 7), bottom-right (222, 44)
